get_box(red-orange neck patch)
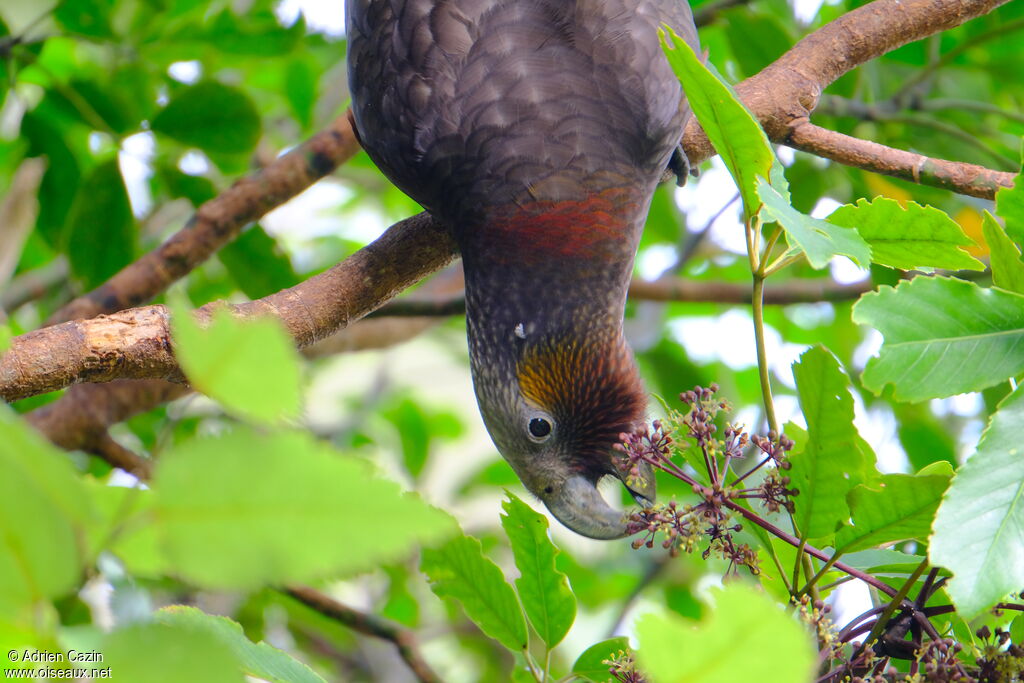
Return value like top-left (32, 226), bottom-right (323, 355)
top-left (477, 187), bottom-right (647, 265)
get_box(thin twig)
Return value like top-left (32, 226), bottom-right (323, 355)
top-left (285, 585), bottom-right (440, 683)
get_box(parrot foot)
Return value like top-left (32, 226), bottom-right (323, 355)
top-left (665, 144), bottom-right (698, 187)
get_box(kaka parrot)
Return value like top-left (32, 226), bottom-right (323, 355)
top-left (346, 0), bottom-right (699, 538)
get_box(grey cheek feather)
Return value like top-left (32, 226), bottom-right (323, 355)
top-left (514, 323), bottom-right (526, 339)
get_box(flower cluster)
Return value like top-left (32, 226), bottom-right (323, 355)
top-left (604, 649), bottom-right (645, 683)
top-left (796, 595), bottom-right (841, 660)
top-left (616, 385), bottom-right (790, 577)
top-left (976, 625), bottom-right (1024, 682)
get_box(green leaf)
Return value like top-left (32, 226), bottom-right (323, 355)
top-left (65, 159), bottom-right (136, 289)
top-left (157, 165), bottom-right (216, 205)
top-left (151, 81), bottom-right (261, 155)
top-left (982, 211), bottom-right (1024, 294)
top-left (572, 637), bottom-right (630, 682)
top-left (835, 464), bottom-right (952, 553)
top-left (789, 346), bottom-right (874, 542)
top-left (996, 141), bottom-right (1024, 244)
top-left (500, 494), bottom-right (576, 649)
top-left (931, 385), bottom-right (1024, 619)
top-left (724, 11), bottom-right (792, 78)
top-left (0, 406), bottom-right (93, 616)
top-left (853, 276), bottom-right (1024, 401)
top-left (284, 59), bottom-right (317, 131)
top-left (171, 299), bottom-right (302, 422)
top-left (218, 225), bottom-right (299, 299)
top-left (84, 481), bottom-right (166, 578)
top-left (660, 28), bottom-right (777, 216)
top-left (841, 548), bottom-right (931, 575)
top-left (152, 427), bottom-right (454, 589)
top-left (421, 534), bottom-right (528, 652)
top-left (104, 622), bottom-right (245, 683)
top-left (636, 584), bottom-right (815, 683)
top-left (759, 178), bottom-right (871, 269)
top-left (21, 113), bottom-right (81, 246)
top-left (828, 197), bottom-right (982, 271)
top-left (155, 606), bottom-right (325, 683)
top-left (54, 0), bottom-right (115, 38)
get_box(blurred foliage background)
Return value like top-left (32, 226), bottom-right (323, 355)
top-left (1, 0), bottom-right (1023, 680)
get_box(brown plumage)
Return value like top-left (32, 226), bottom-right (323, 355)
top-left (347, 0), bottom-right (698, 537)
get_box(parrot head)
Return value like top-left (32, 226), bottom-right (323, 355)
top-left (468, 314), bottom-right (656, 539)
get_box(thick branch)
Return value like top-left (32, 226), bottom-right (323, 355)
top-left (2, 214), bottom-right (455, 402)
top-left (285, 586), bottom-right (439, 683)
top-left (681, 0), bottom-right (1015, 198)
top-left (49, 112), bottom-right (360, 325)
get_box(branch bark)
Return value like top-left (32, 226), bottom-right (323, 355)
top-left (3, 213), bottom-right (454, 402)
top-left (48, 112), bottom-right (361, 325)
top-left (285, 586), bottom-right (440, 683)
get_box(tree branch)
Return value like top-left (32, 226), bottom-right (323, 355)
top-left (2, 213), bottom-right (455, 401)
top-left (285, 586), bottom-right (440, 683)
top-left (681, 0), bottom-right (1016, 198)
top-left (48, 111), bottom-right (361, 325)
top-left (4, 269), bottom-right (878, 401)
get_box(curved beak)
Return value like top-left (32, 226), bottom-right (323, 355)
top-left (543, 464), bottom-right (656, 540)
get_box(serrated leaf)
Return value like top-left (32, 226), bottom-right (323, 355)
top-left (65, 159), bottom-right (136, 289)
top-left (171, 299), bottom-right (302, 423)
top-left (828, 198), bottom-right (982, 271)
top-left (660, 28), bottom-right (778, 216)
top-left (982, 211), bottom-right (1024, 294)
top-left (996, 141), bottom-right (1024, 244)
top-left (151, 81), bottom-right (260, 155)
top-left (500, 494), bottom-right (576, 649)
top-left (931, 385), bottom-right (1024, 619)
top-left (853, 276), bottom-right (1024, 401)
top-left (572, 637), bottom-right (629, 682)
top-left (421, 534), bottom-right (528, 652)
top-left (636, 584), bottom-right (815, 683)
top-left (0, 406), bottom-right (93, 616)
top-left (835, 465), bottom-right (952, 553)
top-left (155, 606), bottom-right (325, 683)
top-left (759, 178), bottom-right (871, 269)
top-left (104, 622), bottom-right (244, 683)
top-left (153, 427), bottom-right (454, 589)
top-left (789, 346), bottom-right (874, 542)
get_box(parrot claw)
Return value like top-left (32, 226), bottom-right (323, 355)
top-left (666, 144), bottom-right (695, 187)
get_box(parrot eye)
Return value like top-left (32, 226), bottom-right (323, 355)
top-left (527, 416), bottom-right (553, 441)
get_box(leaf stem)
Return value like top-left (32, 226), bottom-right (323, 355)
top-left (762, 250), bottom-right (805, 278)
top-left (791, 538), bottom-right (807, 596)
top-left (524, 648), bottom-right (542, 682)
top-left (751, 273), bottom-right (778, 434)
top-left (800, 544), bottom-right (849, 595)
